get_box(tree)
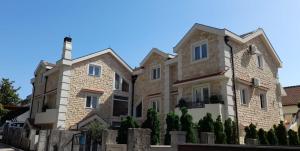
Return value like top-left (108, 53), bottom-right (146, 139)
top-left (214, 116), bottom-right (226, 144)
top-left (244, 123), bottom-right (257, 140)
top-left (274, 121), bottom-right (288, 145)
top-left (198, 113), bottom-right (214, 133)
top-left (224, 118), bottom-right (233, 144)
top-left (257, 128), bottom-right (268, 145)
top-left (231, 121), bottom-right (238, 144)
top-left (0, 78), bottom-right (20, 105)
top-left (117, 116), bottom-right (139, 144)
top-left (0, 103), bottom-right (8, 118)
top-left (142, 108), bottom-right (160, 145)
top-left (288, 129), bottom-right (299, 145)
top-left (88, 121), bottom-right (105, 148)
top-left (267, 128), bottom-right (278, 145)
top-left (164, 112), bottom-right (180, 145)
top-left (180, 107), bottom-right (196, 143)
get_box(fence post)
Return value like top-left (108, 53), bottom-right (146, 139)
top-left (127, 128), bottom-right (151, 151)
top-left (170, 131), bottom-right (186, 151)
top-left (37, 130), bottom-right (48, 151)
top-left (101, 129), bottom-right (118, 151)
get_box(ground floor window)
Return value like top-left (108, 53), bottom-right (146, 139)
top-left (150, 100), bottom-right (159, 112)
top-left (113, 95), bottom-right (128, 116)
top-left (86, 95), bottom-right (98, 109)
top-left (192, 85), bottom-right (209, 103)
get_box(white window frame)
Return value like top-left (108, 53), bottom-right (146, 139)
top-left (239, 86), bottom-right (249, 105)
top-left (85, 94), bottom-right (99, 109)
top-left (256, 53), bottom-right (264, 69)
top-left (191, 40), bottom-right (209, 62)
top-left (259, 93), bottom-right (267, 110)
top-left (150, 64), bottom-right (161, 80)
top-left (113, 72), bottom-right (129, 92)
top-left (112, 94), bottom-right (129, 117)
top-left (88, 64), bottom-right (102, 77)
top-left (149, 99), bottom-right (159, 112)
top-left (192, 84), bottom-right (210, 103)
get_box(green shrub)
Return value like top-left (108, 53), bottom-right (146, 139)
top-left (177, 98), bottom-right (187, 109)
top-left (117, 116), bottom-right (139, 144)
top-left (257, 128), bottom-right (268, 145)
top-left (298, 125), bottom-right (300, 141)
top-left (224, 118), bottom-right (233, 144)
top-left (88, 121), bottom-right (105, 143)
top-left (210, 95), bottom-right (224, 104)
top-left (164, 112), bottom-right (180, 145)
top-left (142, 108), bottom-right (160, 145)
top-left (245, 123), bottom-right (257, 140)
top-left (231, 121), bottom-right (238, 144)
top-left (180, 107), bottom-right (196, 143)
top-left (214, 116), bottom-right (226, 144)
top-left (267, 128), bottom-right (278, 145)
top-left (198, 113), bottom-right (214, 133)
top-left (274, 121), bottom-right (288, 145)
top-left (288, 129), bottom-right (299, 145)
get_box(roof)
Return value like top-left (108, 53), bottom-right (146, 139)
top-left (34, 60), bottom-right (55, 75)
top-left (173, 23), bottom-right (282, 67)
top-left (72, 48), bottom-right (133, 72)
top-left (140, 48), bottom-right (175, 66)
top-left (282, 85), bottom-right (300, 106)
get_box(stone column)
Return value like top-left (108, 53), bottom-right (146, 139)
top-left (101, 129), bottom-right (118, 151)
top-left (29, 129), bottom-right (37, 151)
top-left (37, 130), bottom-right (48, 151)
top-left (170, 131), bottom-right (186, 151)
top-left (127, 128), bottom-right (151, 151)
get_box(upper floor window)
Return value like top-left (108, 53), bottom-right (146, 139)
top-left (114, 73), bottom-right (129, 92)
top-left (88, 64), bottom-right (101, 77)
top-left (240, 88), bottom-right (248, 105)
top-left (257, 54), bottom-right (264, 69)
top-left (260, 93), bottom-right (267, 110)
top-left (151, 65), bottom-right (161, 80)
top-left (192, 41), bottom-right (208, 61)
top-left (113, 95), bottom-right (128, 116)
top-left (86, 95), bottom-right (98, 109)
top-left (192, 85), bottom-right (210, 103)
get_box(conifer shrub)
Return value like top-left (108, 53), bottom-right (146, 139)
top-left (142, 108), bottom-right (160, 145)
top-left (288, 129), bottom-right (299, 145)
top-left (257, 128), bottom-right (268, 145)
top-left (224, 118), bottom-right (233, 144)
top-left (214, 116), bottom-right (226, 144)
top-left (274, 121), bottom-right (288, 145)
top-left (198, 113), bottom-right (214, 133)
top-left (231, 121), bottom-right (238, 144)
top-left (180, 107), bottom-right (196, 143)
top-left (117, 116), bottom-right (139, 144)
top-left (164, 112), bottom-right (180, 145)
top-left (267, 128), bottom-right (278, 145)
top-left (245, 123), bottom-right (257, 139)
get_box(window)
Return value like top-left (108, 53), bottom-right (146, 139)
top-left (192, 85), bottom-right (210, 103)
top-left (135, 102), bottom-right (142, 118)
top-left (150, 100), bottom-right (159, 112)
top-left (257, 54), bottom-right (264, 69)
top-left (114, 73), bottom-right (129, 92)
top-left (151, 65), bottom-right (161, 80)
top-left (240, 88), bottom-right (247, 105)
top-left (88, 64), bottom-right (101, 77)
top-left (86, 95), bottom-right (98, 108)
top-left (192, 42), bottom-right (208, 61)
top-left (113, 95), bottom-right (128, 116)
top-left (260, 93), bottom-right (267, 109)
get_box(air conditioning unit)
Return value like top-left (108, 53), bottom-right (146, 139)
top-left (252, 78), bottom-right (260, 87)
top-left (248, 45), bottom-right (257, 55)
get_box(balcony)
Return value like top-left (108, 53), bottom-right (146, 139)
top-left (34, 109), bottom-right (58, 125)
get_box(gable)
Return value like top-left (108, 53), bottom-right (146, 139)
top-left (140, 48), bottom-right (174, 66)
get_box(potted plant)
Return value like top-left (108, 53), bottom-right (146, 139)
top-left (245, 123), bottom-right (258, 145)
top-left (210, 95), bottom-right (224, 104)
top-left (198, 113), bottom-right (215, 144)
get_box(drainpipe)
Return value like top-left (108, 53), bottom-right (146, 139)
top-left (29, 82), bottom-right (35, 118)
top-left (224, 36), bottom-right (240, 144)
top-left (131, 75), bottom-right (138, 116)
top-left (42, 76), bottom-right (48, 112)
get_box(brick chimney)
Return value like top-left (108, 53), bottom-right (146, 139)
top-left (62, 37), bottom-right (72, 60)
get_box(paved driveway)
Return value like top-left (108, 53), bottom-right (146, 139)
top-left (0, 143), bottom-right (23, 151)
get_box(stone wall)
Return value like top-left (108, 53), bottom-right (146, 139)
top-left (66, 53), bottom-right (132, 128)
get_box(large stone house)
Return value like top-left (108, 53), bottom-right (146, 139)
top-left (282, 85), bottom-right (300, 131)
top-left (29, 24), bottom-right (284, 139)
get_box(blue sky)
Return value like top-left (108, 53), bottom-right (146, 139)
top-left (0, 0), bottom-right (299, 99)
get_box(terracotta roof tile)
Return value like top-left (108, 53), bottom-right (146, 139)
top-left (282, 85), bottom-right (300, 106)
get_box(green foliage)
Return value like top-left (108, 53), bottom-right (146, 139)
top-left (267, 128), bottom-right (278, 145)
top-left (224, 118), bottom-right (233, 144)
top-left (257, 128), bottom-right (269, 145)
top-left (0, 103), bottom-right (8, 118)
top-left (164, 112), bottom-right (180, 145)
top-left (288, 129), bottom-right (299, 145)
top-left (298, 125), bottom-right (300, 141)
top-left (198, 113), bottom-right (214, 133)
top-left (214, 116), bottom-right (226, 144)
top-left (180, 107), bottom-right (196, 143)
top-left (0, 78), bottom-right (21, 105)
top-left (142, 108), bottom-right (160, 145)
top-left (177, 98), bottom-right (187, 109)
top-left (117, 116), bottom-right (139, 144)
top-left (245, 123), bottom-right (257, 139)
top-left (231, 121), bottom-right (238, 144)
top-left (274, 121), bottom-right (288, 145)
top-left (209, 95), bottom-right (224, 104)
top-left (88, 121), bottom-right (105, 142)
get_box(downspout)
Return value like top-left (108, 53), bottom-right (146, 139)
top-left (131, 75), bottom-right (138, 116)
top-left (29, 82), bottom-right (35, 118)
top-left (224, 36), bottom-right (240, 144)
top-left (42, 76), bottom-right (48, 112)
